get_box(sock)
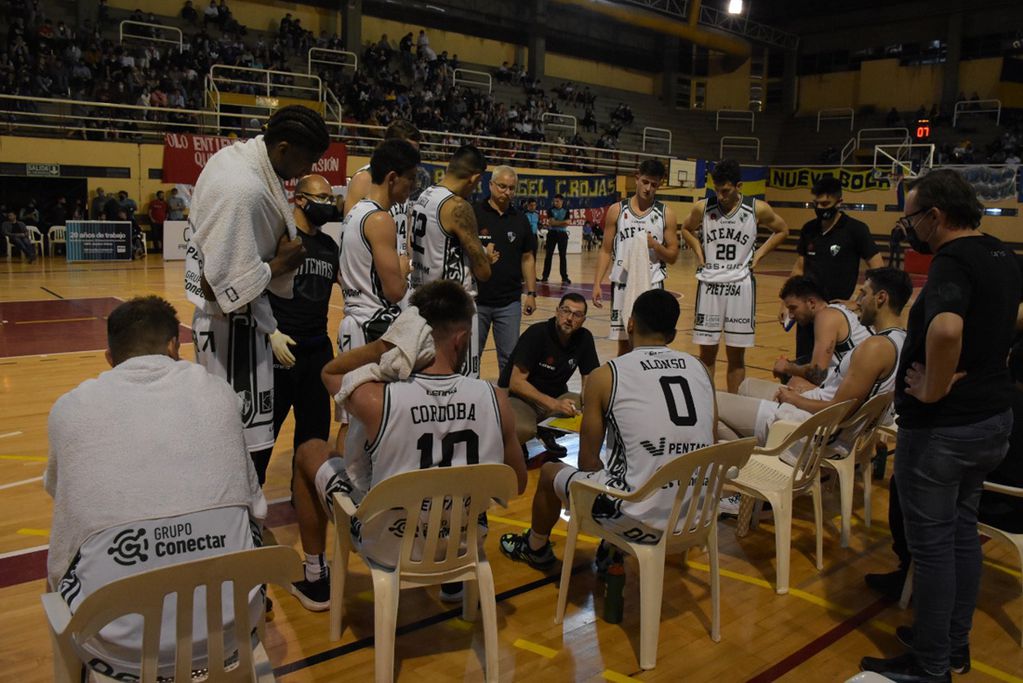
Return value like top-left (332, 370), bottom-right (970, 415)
top-left (527, 530), bottom-right (548, 552)
top-left (304, 553), bottom-right (326, 582)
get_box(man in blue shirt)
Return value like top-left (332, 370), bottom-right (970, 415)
top-left (524, 198), bottom-right (540, 256)
top-left (541, 193), bottom-right (571, 284)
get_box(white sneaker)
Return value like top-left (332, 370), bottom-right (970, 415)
top-left (718, 493), bottom-right (742, 517)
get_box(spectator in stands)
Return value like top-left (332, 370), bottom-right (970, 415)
top-left (2, 211), bottom-right (37, 262)
top-left (203, 0), bottom-right (219, 27)
top-left (19, 199), bottom-right (40, 225)
top-left (45, 196), bottom-right (68, 237)
top-left (148, 190), bottom-right (168, 252)
top-left (167, 187), bottom-right (187, 221)
top-left (102, 192), bottom-right (122, 221)
top-left (181, 0), bottom-right (199, 24)
top-left (90, 188), bottom-right (106, 220)
top-left (417, 29), bottom-right (429, 52)
top-left (118, 190), bottom-right (138, 219)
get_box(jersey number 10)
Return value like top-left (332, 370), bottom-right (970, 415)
top-left (417, 429), bottom-right (480, 468)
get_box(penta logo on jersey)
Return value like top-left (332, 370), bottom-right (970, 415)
top-left (107, 528), bottom-right (150, 566)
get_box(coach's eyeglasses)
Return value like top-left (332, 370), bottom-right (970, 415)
top-left (298, 192), bottom-right (333, 204)
top-left (896, 206), bottom-right (931, 231)
top-left (558, 306), bottom-right (586, 320)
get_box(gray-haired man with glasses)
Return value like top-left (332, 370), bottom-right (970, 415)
top-left (498, 293), bottom-right (599, 455)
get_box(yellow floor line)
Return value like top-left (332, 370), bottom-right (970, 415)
top-left (983, 559), bottom-right (1022, 579)
top-left (15, 316), bottom-right (96, 324)
top-left (602, 669), bottom-right (641, 682)
top-left (972, 660), bottom-right (1023, 683)
top-left (513, 638), bottom-right (558, 659)
top-left (445, 618), bottom-right (474, 632)
top-left (488, 514), bottom-right (601, 545)
top-left (17, 528), bottom-right (49, 537)
top-left (0, 455), bottom-right (47, 462)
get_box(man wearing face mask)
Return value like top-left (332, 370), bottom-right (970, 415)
top-left (268, 174), bottom-right (342, 459)
top-left (784, 176), bottom-right (883, 362)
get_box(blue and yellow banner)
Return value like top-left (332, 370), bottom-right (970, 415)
top-left (696, 160), bottom-right (768, 199)
top-left (768, 166), bottom-right (892, 192)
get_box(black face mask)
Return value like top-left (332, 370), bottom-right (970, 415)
top-left (301, 201), bottom-right (340, 226)
top-left (905, 223), bottom-right (932, 254)
top-left (814, 206), bottom-right (838, 222)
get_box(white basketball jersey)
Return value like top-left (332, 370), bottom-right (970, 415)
top-left (609, 199), bottom-right (667, 285)
top-left (339, 198), bottom-right (402, 331)
top-left (409, 185), bottom-right (474, 295)
top-left (829, 303), bottom-right (873, 372)
top-left (355, 372), bottom-right (504, 561)
top-left (601, 346), bottom-right (716, 530)
top-left (355, 163), bottom-right (409, 256)
top-left (697, 195), bottom-right (758, 283)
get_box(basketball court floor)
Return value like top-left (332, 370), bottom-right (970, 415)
top-left (1, 247), bottom-right (1021, 681)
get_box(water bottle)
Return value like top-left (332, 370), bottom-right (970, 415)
top-left (604, 561), bottom-right (625, 624)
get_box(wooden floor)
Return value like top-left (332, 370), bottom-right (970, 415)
top-left (1, 248), bottom-right (1021, 682)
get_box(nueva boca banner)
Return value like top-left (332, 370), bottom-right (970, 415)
top-left (162, 134), bottom-right (348, 187)
top-left (768, 166), bottom-right (892, 192)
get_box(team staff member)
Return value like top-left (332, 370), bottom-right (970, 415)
top-left (498, 293), bottom-right (599, 454)
top-left (268, 174), bottom-right (341, 457)
top-left (860, 170), bottom-right (1021, 682)
top-left (475, 165), bottom-right (538, 374)
top-left (541, 193), bottom-right (571, 284)
top-left (783, 175), bottom-right (883, 360)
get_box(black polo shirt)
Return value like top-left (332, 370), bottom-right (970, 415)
top-left (498, 318), bottom-right (599, 397)
top-left (797, 213), bottom-right (879, 300)
top-left (895, 234), bottom-right (1021, 429)
top-left (268, 228), bottom-right (340, 340)
top-left (474, 199), bottom-right (537, 307)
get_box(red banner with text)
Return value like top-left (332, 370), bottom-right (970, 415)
top-left (161, 134), bottom-right (347, 187)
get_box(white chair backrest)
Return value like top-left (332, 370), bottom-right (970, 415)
top-left (606, 438), bottom-right (756, 549)
top-left (57, 546), bottom-right (300, 683)
top-left (768, 400), bottom-right (855, 490)
top-left (838, 392), bottom-right (895, 459)
top-left (50, 225), bottom-right (67, 241)
top-left (26, 225), bottom-right (43, 240)
top-left (354, 463), bottom-right (518, 577)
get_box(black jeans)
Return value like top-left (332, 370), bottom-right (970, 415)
top-left (542, 230), bottom-right (569, 281)
top-left (273, 336), bottom-right (333, 454)
top-left (895, 410), bottom-right (1011, 674)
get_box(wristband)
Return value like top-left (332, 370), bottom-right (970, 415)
top-left (526, 291), bottom-right (536, 296)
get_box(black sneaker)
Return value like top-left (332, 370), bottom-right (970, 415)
top-left (540, 277), bottom-right (549, 283)
top-left (290, 572), bottom-right (330, 612)
top-left (594, 540), bottom-right (624, 576)
top-left (562, 278), bottom-right (572, 285)
top-left (896, 626), bottom-right (970, 674)
top-left (538, 427), bottom-right (568, 455)
top-left (859, 652), bottom-right (951, 682)
top-left (865, 569), bottom-right (908, 601)
top-left (499, 531), bottom-right (557, 569)
top-left (439, 582), bottom-right (464, 603)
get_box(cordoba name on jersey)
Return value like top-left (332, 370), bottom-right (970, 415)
top-left (409, 401), bottom-right (478, 424)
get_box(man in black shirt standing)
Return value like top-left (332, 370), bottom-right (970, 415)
top-left (268, 174), bottom-right (341, 457)
top-left (475, 165), bottom-right (538, 375)
top-left (784, 176), bottom-right (884, 360)
top-left (861, 170), bottom-right (1020, 683)
top-left (498, 293), bottom-right (599, 454)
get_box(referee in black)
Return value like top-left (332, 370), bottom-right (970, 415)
top-left (268, 174), bottom-right (341, 457)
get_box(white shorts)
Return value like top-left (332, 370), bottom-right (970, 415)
top-left (193, 306), bottom-right (274, 453)
top-left (314, 457), bottom-right (488, 567)
top-left (609, 281), bottom-right (664, 342)
top-left (551, 466), bottom-right (668, 545)
top-left (692, 275), bottom-right (756, 348)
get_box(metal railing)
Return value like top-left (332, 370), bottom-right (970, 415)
top-left (697, 4), bottom-right (799, 50)
top-left (0, 93), bottom-right (669, 176)
top-left (720, 136), bottom-right (760, 160)
top-left (840, 136), bottom-right (857, 166)
top-left (452, 68), bottom-right (493, 94)
top-left (952, 98), bottom-right (1002, 127)
top-left (307, 48), bottom-right (358, 76)
top-left (119, 20), bottom-right (183, 50)
top-left (716, 108), bottom-right (755, 132)
top-left (816, 107), bottom-right (854, 132)
top-left (642, 126), bottom-right (672, 154)
top-left (857, 127), bottom-right (910, 149)
top-left (208, 65), bottom-right (323, 101)
top-left (541, 112), bottom-right (577, 136)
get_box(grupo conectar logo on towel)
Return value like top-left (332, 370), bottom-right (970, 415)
top-left (107, 528), bottom-right (150, 566)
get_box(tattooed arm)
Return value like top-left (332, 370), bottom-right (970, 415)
top-left (440, 195), bottom-right (498, 281)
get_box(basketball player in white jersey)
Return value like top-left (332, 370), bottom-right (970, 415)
top-left (501, 289), bottom-right (717, 568)
top-left (592, 159), bottom-right (680, 357)
top-left (681, 159), bottom-right (789, 393)
top-left (286, 281), bottom-right (526, 610)
top-left (410, 144), bottom-right (499, 378)
top-left (343, 120), bottom-right (422, 265)
top-left (717, 268), bottom-right (910, 457)
top-left (770, 275), bottom-right (873, 391)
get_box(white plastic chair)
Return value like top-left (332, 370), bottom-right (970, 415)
top-left (977, 481), bottom-right (1023, 647)
top-left (26, 225), bottom-right (44, 256)
top-left (330, 463), bottom-right (518, 683)
top-left (820, 392), bottom-right (895, 547)
top-left (49, 225), bottom-right (66, 257)
top-left (725, 400), bottom-right (854, 594)
top-left (41, 545), bottom-right (302, 683)
top-left (555, 438), bottom-right (756, 670)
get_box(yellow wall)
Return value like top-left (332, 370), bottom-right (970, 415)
top-left (797, 71), bottom-right (860, 114)
top-left (545, 53), bottom-right (655, 96)
top-left (858, 59), bottom-right (943, 111)
top-left (107, 0), bottom-right (336, 35)
top-left (704, 57), bottom-right (751, 111)
top-left (958, 58), bottom-right (1003, 100)
top-left (361, 17), bottom-right (519, 68)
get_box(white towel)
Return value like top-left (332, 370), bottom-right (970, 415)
top-left (334, 307), bottom-right (435, 407)
top-left (620, 234), bottom-right (653, 327)
top-left (184, 135), bottom-right (298, 333)
top-left (44, 355), bottom-right (266, 588)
